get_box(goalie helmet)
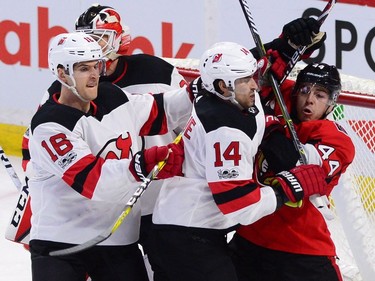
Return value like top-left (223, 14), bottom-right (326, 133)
top-left (199, 42), bottom-right (258, 96)
top-left (75, 4), bottom-right (131, 58)
top-left (295, 63), bottom-right (341, 105)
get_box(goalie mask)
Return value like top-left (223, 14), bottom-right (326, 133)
top-left (199, 42), bottom-right (258, 108)
top-left (75, 4), bottom-right (131, 60)
top-left (48, 32), bottom-right (105, 102)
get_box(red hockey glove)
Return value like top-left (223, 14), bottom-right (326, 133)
top-left (270, 164), bottom-right (327, 203)
top-left (130, 142), bottom-right (184, 182)
top-left (161, 141), bottom-right (184, 178)
top-left (257, 49), bottom-right (288, 82)
top-left (263, 115), bottom-right (283, 140)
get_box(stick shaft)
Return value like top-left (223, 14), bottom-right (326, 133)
top-left (50, 133), bottom-right (183, 256)
top-left (0, 146), bottom-right (22, 191)
top-left (279, 0), bottom-right (337, 84)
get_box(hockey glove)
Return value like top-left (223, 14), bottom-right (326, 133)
top-left (257, 49), bottom-right (288, 82)
top-left (263, 115), bottom-right (284, 140)
top-left (187, 77), bottom-right (203, 100)
top-left (130, 142), bottom-right (184, 182)
top-left (270, 164), bottom-right (327, 206)
top-left (272, 17), bottom-right (326, 61)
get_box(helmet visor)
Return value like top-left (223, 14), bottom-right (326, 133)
top-left (295, 82), bottom-right (335, 106)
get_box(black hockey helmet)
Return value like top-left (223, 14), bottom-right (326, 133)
top-left (295, 63), bottom-right (341, 105)
top-left (75, 4), bottom-right (114, 30)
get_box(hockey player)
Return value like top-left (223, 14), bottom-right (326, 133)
top-left (150, 41), bottom-right (329, 281)
top-left (27, 32), bottom-right (186, 281)
top-left (11, 5), bottom-right (191, 273)
top-left (74, 6), bottom-right (191, 272)
top-left (229, 63), bottom-right (355, 281)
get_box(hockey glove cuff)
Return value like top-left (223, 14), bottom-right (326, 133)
top-left (257, 49), bottom-right (288, 82)
top-left (270, 164), bottom-right (327, 206)
top-left (130, 143), bottom-right (184, 182)
top-left (187, 77), bottom-right (203, 101)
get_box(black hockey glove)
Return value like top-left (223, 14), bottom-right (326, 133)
top-left (283, 17), bottom-right (326, 58)
top-left (267, 17), bottom-right (326, 62)
top-left (187, 76), bottom-right (203, 100)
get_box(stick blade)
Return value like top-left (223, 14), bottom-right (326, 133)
top-left (49, 230), bottom-right (112, 256)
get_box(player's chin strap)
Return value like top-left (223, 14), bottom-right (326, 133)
top-left (214, 86), bottom-right (247, 112)
top-left (58, 77), bottom-right (90, 103)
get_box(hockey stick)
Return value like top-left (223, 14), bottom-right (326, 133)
top-left (279, 0), bottom-right (337, 84)
top-left (49, 133), bottom-right (183, 256)
top-left (238, 0), bottom-right (331, 207)
top-left (0, 145), bottom-right (22, 191)
top-left (0, 145), bottom-right (32, 244)
top-left (239, 0), bottom-right (307, 164)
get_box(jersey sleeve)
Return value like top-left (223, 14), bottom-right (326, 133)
top-left (125, 88), bottom-right (192, 136)
top-left (29, 122), bottom-right (138, 203)
top-left (297, 120), bottom-right (355, 193)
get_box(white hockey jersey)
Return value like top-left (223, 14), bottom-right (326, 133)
top-left (28, 82), bottom-right (191, 245)
top-left (5, 54), bottom-right (190, 245)
top-left (153, 91), bottom-right (278, 230)
top-left (100, 54), bottom-right (190, 216)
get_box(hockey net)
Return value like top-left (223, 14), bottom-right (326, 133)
top-left (166, 58), bottom-right (375, 281)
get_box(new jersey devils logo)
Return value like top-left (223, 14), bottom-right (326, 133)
top-left (212, 53), bottom-right (222, 63)
top-left (104, 132), bottom-right (133, 160)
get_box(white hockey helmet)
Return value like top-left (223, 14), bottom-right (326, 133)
top-left (199, 42), bottom-right (258, 96)
top-left (48, 32), bottom-right (104, 101)
top-left (48, 32), bottom-right (103, 77)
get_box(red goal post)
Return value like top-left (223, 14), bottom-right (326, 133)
top-left (166, 57), bottom-right (375, 281)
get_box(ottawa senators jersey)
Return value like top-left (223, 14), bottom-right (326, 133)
top-left (237, 79), bottom-right (355, 256)
top-left (27, 82), bottom-right (189, 246)
top-left (153, 91), bottom-right (278, 230)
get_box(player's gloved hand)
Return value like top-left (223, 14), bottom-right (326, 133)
top-left (272, 17), bottom-right (326, 61)
top-left (270, 164), bottom-right (327, 207)
top-left (187, 77), bottom-right (203, 100)
top-left (263, 115), bottom-right (283, 140)
top-left (283, 17), bottom-right (320, 47)
top-left (257, 49), bottom-right (288, 82)
top-left (130, 141), bottom-right (184, 181)
top-left (162, 141), bottom-right (184, 177)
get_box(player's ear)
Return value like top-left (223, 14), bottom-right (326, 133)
top-left (57, 67), bottom-right (67, 82)
top-left (216, 80), bottom-right (227, 95)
